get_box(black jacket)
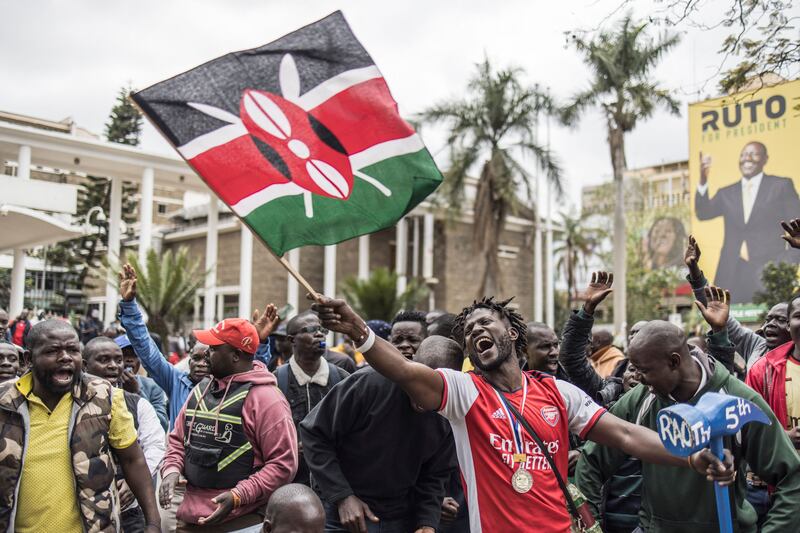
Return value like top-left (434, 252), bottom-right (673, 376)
top-left (695, 174), bottom-right (800, 303)
top-left (274, 359), bottom-right (349, 486)
top-left (299, 367), bottom-right (455, 530)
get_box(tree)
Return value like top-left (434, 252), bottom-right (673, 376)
top-left (105, 85), bottom-right (144, 146)
top-left (47, 85), bottom-right (141, 293)
top-left (418, 58), bottom-right (562, 297)
top-left (553, 212), bottom-right (605, 309)
top-left (119, 247), bottom-right (204, 341)
top-left (339, 268), bottom-right (428, 322)
top-left (753, 261), bottom-right (800, 308)
top-left (561, 14), bottom-right (680, 334)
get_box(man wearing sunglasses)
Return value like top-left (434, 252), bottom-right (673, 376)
top-left (275, 311), bottom-right (351, 487)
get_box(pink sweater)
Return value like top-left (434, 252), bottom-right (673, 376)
top-left (162, 361), bottom-right (298, 524)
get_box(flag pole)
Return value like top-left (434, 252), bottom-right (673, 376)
top-left (273, 251), bottom-right (323, 303)
top-left (128, 93), bottom-right (325, 304)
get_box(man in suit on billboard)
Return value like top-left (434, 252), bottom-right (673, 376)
top-left (695, 141), bottom-right (800, 303)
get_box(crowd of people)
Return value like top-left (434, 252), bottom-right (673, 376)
top-left (2, 219), bottom-right (800, 533)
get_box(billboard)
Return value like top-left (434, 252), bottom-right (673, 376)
top-left (689, 80), bottom-right (800, 304)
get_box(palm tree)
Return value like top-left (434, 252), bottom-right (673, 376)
top-left (561, 15), bottom-right (680, 334)
top-left (122, 247), bottom-right (204, 341)
top-left (339, 268), bottom-right (428, 322)
top-left (418, 58), bottom-right (562, 297)
top-left (554, 212), bottom-right (605, 308)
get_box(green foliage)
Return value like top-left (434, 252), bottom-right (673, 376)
top-left (418, 58), bottom-right (561, 296)
top-left (120, 247), bottom-right (204, 340)
top-left (339, 268), bottom-right (429, 322)
top-left (753, 261), bottom-right (800, 308)
top-left (105, 85), bottom-right (143, 145)
top-left (553, 211), bottom-right (606, 307)
top-left (562, 14), bottom-right (681, 134)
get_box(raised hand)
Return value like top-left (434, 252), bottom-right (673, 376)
top-left (310, 294), bottom-right (366, 344)
top-left (699, 152), bottom-right (712, 185)
top-left (119, 263), bottom-right (137, 302)
top-left (583, 271), bottom-right (614, 316)
top-left (781, 219), bottom-right (800, 249)
top-left (684, 235), bottom-right (702, 279)
top-left (695, 286), bottom-right (731, 333)
top-left (251, 303), bottom-right (280, 343)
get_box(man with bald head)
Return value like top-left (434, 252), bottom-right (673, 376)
top-left (262, 483), bottom-right (324, 533)
top-left (413, 336), bottom-right (463, 372)
top-left (577, 320), bottom-right (800, 532)
top-left (696, 141), bottom-right (800, 303)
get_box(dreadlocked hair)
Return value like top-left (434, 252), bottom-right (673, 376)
top-left (452, 296), bottom-right (528, 359)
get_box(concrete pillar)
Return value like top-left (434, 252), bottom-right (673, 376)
top-left (412, 216), bottom-right (420, 278)
top-left (422, 214), bottom-right (434, 279)
top-left (9, 250), bottom-right (26, 317)
top-left (105, 177), bottom-right (122, 325)
top-left (286, 248), bottom-right (300, 319)
top-left (17, 145), bottom-right (31, 180)
top-left (239, 223), bottom-right (253, 319)
top-left (324, 244), bottom-right (336, 345)
top-left (358, 235), bottom-right (370, 280)
top-left (422, 213), bottom-right (435, 310)
top-left (139, 167), bottom-right (154, 264)
top-left (203, 199), bottom-right (218, 327)
top-left (9, 146), bottom-right (32, 317)
top-left (395, 218), bottom-right (408, 295)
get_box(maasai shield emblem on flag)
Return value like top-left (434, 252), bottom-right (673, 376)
top-left (133, 11), bottom-right (442, 255)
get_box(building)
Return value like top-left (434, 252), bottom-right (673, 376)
top-left (581, 159), bottom-right (690, 216)
top-left (1, 110), bottom-right (545, 329)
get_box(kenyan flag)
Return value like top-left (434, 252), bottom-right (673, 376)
top-left (133, 11), bottom-right (442, 255)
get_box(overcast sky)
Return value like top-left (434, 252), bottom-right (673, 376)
top-left (3, 0), bottom-right (785, 210)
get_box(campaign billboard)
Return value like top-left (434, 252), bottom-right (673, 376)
top-left (689, 80), bottom-right (800, 304)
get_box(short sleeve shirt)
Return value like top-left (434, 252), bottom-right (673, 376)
top-left (437, 369), bottom-right (605, 533)
top-left (14, 374), bottom-right (137, 533)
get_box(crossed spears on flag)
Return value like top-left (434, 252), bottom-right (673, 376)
top-left (132, 11), bottom-right (443, 300)
top-left (179, 53), bottom-right (392, 219)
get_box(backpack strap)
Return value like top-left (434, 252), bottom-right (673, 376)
top-left (275, 364), bottom-right (290, 395)
top-left (327, 362), bottom-right (343, 387)
top-left (635, 392), bottom-right (656, 426)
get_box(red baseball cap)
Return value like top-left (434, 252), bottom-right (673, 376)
top-left (193, 318), bottom-right (259, 355)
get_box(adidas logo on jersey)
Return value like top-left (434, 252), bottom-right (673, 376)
top-left (491, 408), bottom-right (507, 419)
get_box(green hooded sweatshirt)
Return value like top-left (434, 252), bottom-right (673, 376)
top-left (576, 353), bottom-right (800, 533)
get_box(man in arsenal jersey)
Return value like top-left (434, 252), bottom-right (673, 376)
top-left (311, 278), bottom-right (735, 533)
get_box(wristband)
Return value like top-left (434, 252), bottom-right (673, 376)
top-left (231, 489), bottom-right (241, 509)
top-left (687, 453), bottom-right (695, 471)
top-left (356, 327), bottom-right (376, 353)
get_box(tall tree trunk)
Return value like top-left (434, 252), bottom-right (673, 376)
top-left (608, 122), bottom-right (627, 335)
top-left (474, 160), bottom-right (504, 298)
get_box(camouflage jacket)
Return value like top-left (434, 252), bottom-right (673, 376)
top-left (0, 373), bottom-right (119, 533)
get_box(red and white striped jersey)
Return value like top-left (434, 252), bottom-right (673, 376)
top-left (437, 369), bottom-right (606, 533)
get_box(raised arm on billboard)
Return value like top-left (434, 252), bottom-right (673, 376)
top-left (781, 218), bottom-right (800, 250)
top-left (311, 296), bottom-right (444, 411)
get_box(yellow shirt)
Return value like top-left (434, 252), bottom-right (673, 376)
top-left (462, 357), bottom-right (474, 372)
top-left (786, 358), bottom-right (800, 429)
top-left (332, 344), bottom-right (364, 365)
top-left (14, 374), bottom-right (137, 533)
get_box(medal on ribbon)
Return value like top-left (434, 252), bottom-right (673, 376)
top-left (493, 377), bottom-right (533, 494)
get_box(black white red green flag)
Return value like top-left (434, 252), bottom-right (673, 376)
top-left (133, 11), bottom-right (442, 255)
